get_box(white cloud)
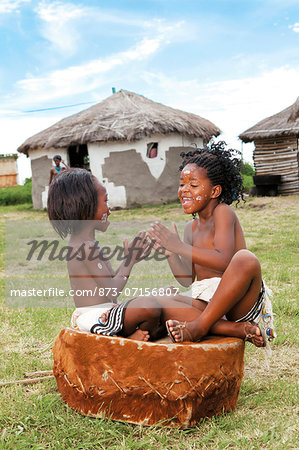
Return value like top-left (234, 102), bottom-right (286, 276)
top-left (14, 20), bottom-right (181, 104)
top-left (143, 18), bottom-right (190, 43)
top-left (35, 1), bottom-right (86, 54)
top-left (0, 0), bottom-right (30, 14)
top-left (289, 22), bottom-right (299, 32)
top-left (34, 1), bottom-right (188, 56)
top-left (7, 65), bottom-right (299, 176)
top-left (143, 66), bottom-right (299, 161)
top-left (144, 66), bottom-right (299, 131)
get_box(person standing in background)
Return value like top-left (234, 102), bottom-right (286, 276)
top-left (49, 155), bottom-right (69, 185)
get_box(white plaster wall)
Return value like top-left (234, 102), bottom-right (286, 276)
top-left (42, 186), bottom-right (49, 209)
top-left (29, 147), bottom-right (68, 208)
top-left (30, 147), bottom-right (68, 162)
top-left (89, 133), bottom-right (203, 208)
top-left (30, 135), bottom-right (203, 209)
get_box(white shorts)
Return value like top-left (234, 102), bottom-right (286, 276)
top-left (181, 277), bottom-right (221, 302)
top-left (71, 303), bottom-right (117, 332)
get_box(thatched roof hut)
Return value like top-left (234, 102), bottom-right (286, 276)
top-left (18, 90), bottom-right (220, 155)
top-left (239, 97), bottom-right (299, 195)
top-left (17, 90), bottom-right (221, 209)
top-left (239, 97), bottom-right (299, 142)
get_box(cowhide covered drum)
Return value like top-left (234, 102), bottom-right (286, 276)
top-left (52, 328), bottom-right (245, 428)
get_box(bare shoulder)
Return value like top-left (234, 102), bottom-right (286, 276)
top-left (213, 203), bottom-right (237, 221)
top-left (82, 240), bottom-right (100, 258)
top-left (68, 239), bottom-right (100, 259)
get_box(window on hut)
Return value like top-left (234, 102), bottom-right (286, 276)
top-left (147, 142), bottom-right (158, 158)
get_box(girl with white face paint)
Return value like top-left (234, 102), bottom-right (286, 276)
top-left (148, 142), bottom-right (275, 349)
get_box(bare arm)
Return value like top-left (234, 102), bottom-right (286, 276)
top-left (82, 232), bottom-right (151, 297)
top-left (96, 239), bottom-right (140, 278)
top-left (61, 160), bottom-right (70, 169)
top-left (166, 253), bottom-right (193, 287)
top-left (149, 205), bottom-right (236, 273)
top-left (150, 223), bottom-right (193, 287)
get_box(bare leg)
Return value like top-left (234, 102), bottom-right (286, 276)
top-left (165, 250), bottom-right (264, 343)
top-left (120, 296), bottom-right (163, 341)
top-left (155, 294), bottom-right (264, 346)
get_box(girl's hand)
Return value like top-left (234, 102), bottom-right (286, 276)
top-left (150, 239), bottom-right (173, 257)
top-left (123, 231), bottom-right (152, 265)
top-left (148, 222), bottom-right (182, 254)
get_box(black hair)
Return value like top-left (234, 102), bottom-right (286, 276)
top-left (180, 141), bottom-right (244, 205)
top-left (53, 155), bottom-right (62, 160)
top-left (47, 168), bottom-right (99, 238)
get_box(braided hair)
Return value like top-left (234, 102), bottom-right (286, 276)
top-left (179, 141), bottom-right (244, 206)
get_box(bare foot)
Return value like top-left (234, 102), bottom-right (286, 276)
top-left (127, 329), bottom-right (150, 341)
top-left (166, 320), bottom-right (197, 343)
top-left (243, 321), bottom-right (265, 347)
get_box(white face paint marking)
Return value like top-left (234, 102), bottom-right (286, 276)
top-left (196, 196), bottom-right (202, 200)
top-left (100, 213), bottom-right (107, 223)
top-left (98, 263), bottom-right (103, 269)
top-left (183, 170), bottom-right (191, 174)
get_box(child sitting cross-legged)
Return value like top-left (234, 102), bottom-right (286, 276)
top-left (47, 168), bottom-right (165, 342)
top-left (148, 142), bottom-right (276, 348)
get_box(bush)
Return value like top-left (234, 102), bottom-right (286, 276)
top-left (0, 178), bottom-right (32, 205)
top-left (242, 174), bottom-right (254, 193)
top-left (240, 161), bottom-right (255, 177)
top-left (240, 162), bottom-right (255, 193)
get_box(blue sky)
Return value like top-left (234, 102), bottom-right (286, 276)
top-left (1, 0), bottom-right (299, 182)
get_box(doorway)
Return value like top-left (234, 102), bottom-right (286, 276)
top-left (68, 144), bottom-right (90, 170)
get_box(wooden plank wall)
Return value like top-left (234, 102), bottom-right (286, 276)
top-left (0, 159), bottom-right (18, 188)
top-left (253, 136), bottom-right (299, 195)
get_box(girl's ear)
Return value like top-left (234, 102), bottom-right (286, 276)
top-left (211, 185), bottom-right (222, 199)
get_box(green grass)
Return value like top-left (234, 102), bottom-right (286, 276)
top-left (1, 196), bottom-right (299, 449)
top-left (0, 179), bottom-right (32, 206)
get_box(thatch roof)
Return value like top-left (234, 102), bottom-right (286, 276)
top-left (18, 90), bottom-right (221, 155)
top-left (239, 97), bottom-right (299, 143)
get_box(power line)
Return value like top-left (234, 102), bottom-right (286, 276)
top-left (22, 101), bottom-right (96, 113)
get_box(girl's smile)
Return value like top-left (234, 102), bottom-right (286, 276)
top-left (178, 164), bottom-right (220, 214)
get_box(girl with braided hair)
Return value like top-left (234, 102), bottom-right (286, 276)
top-left (148, 142), bottom-right (275, 347)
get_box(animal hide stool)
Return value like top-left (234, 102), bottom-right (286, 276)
top-left (52, 328), bottom-right (245, 428)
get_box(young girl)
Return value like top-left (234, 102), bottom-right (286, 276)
top-left (148, 142), bottom-right (276, 347)
top-left (47, 168), bottom-right (164, 342)
top-left (49, 155), bottom-right (69, 185)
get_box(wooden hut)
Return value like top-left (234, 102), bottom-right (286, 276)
top-left (239, 97), bottom-right (299, 195)
top-left (0, 154), bottom-right (18, 188)
top-left (17, 90), bottom-right (220, 209)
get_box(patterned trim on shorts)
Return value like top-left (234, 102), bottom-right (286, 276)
top-left (236, 281), bottom-right (265, 323)
top-left (90, 300), bottom-right (130, 336)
